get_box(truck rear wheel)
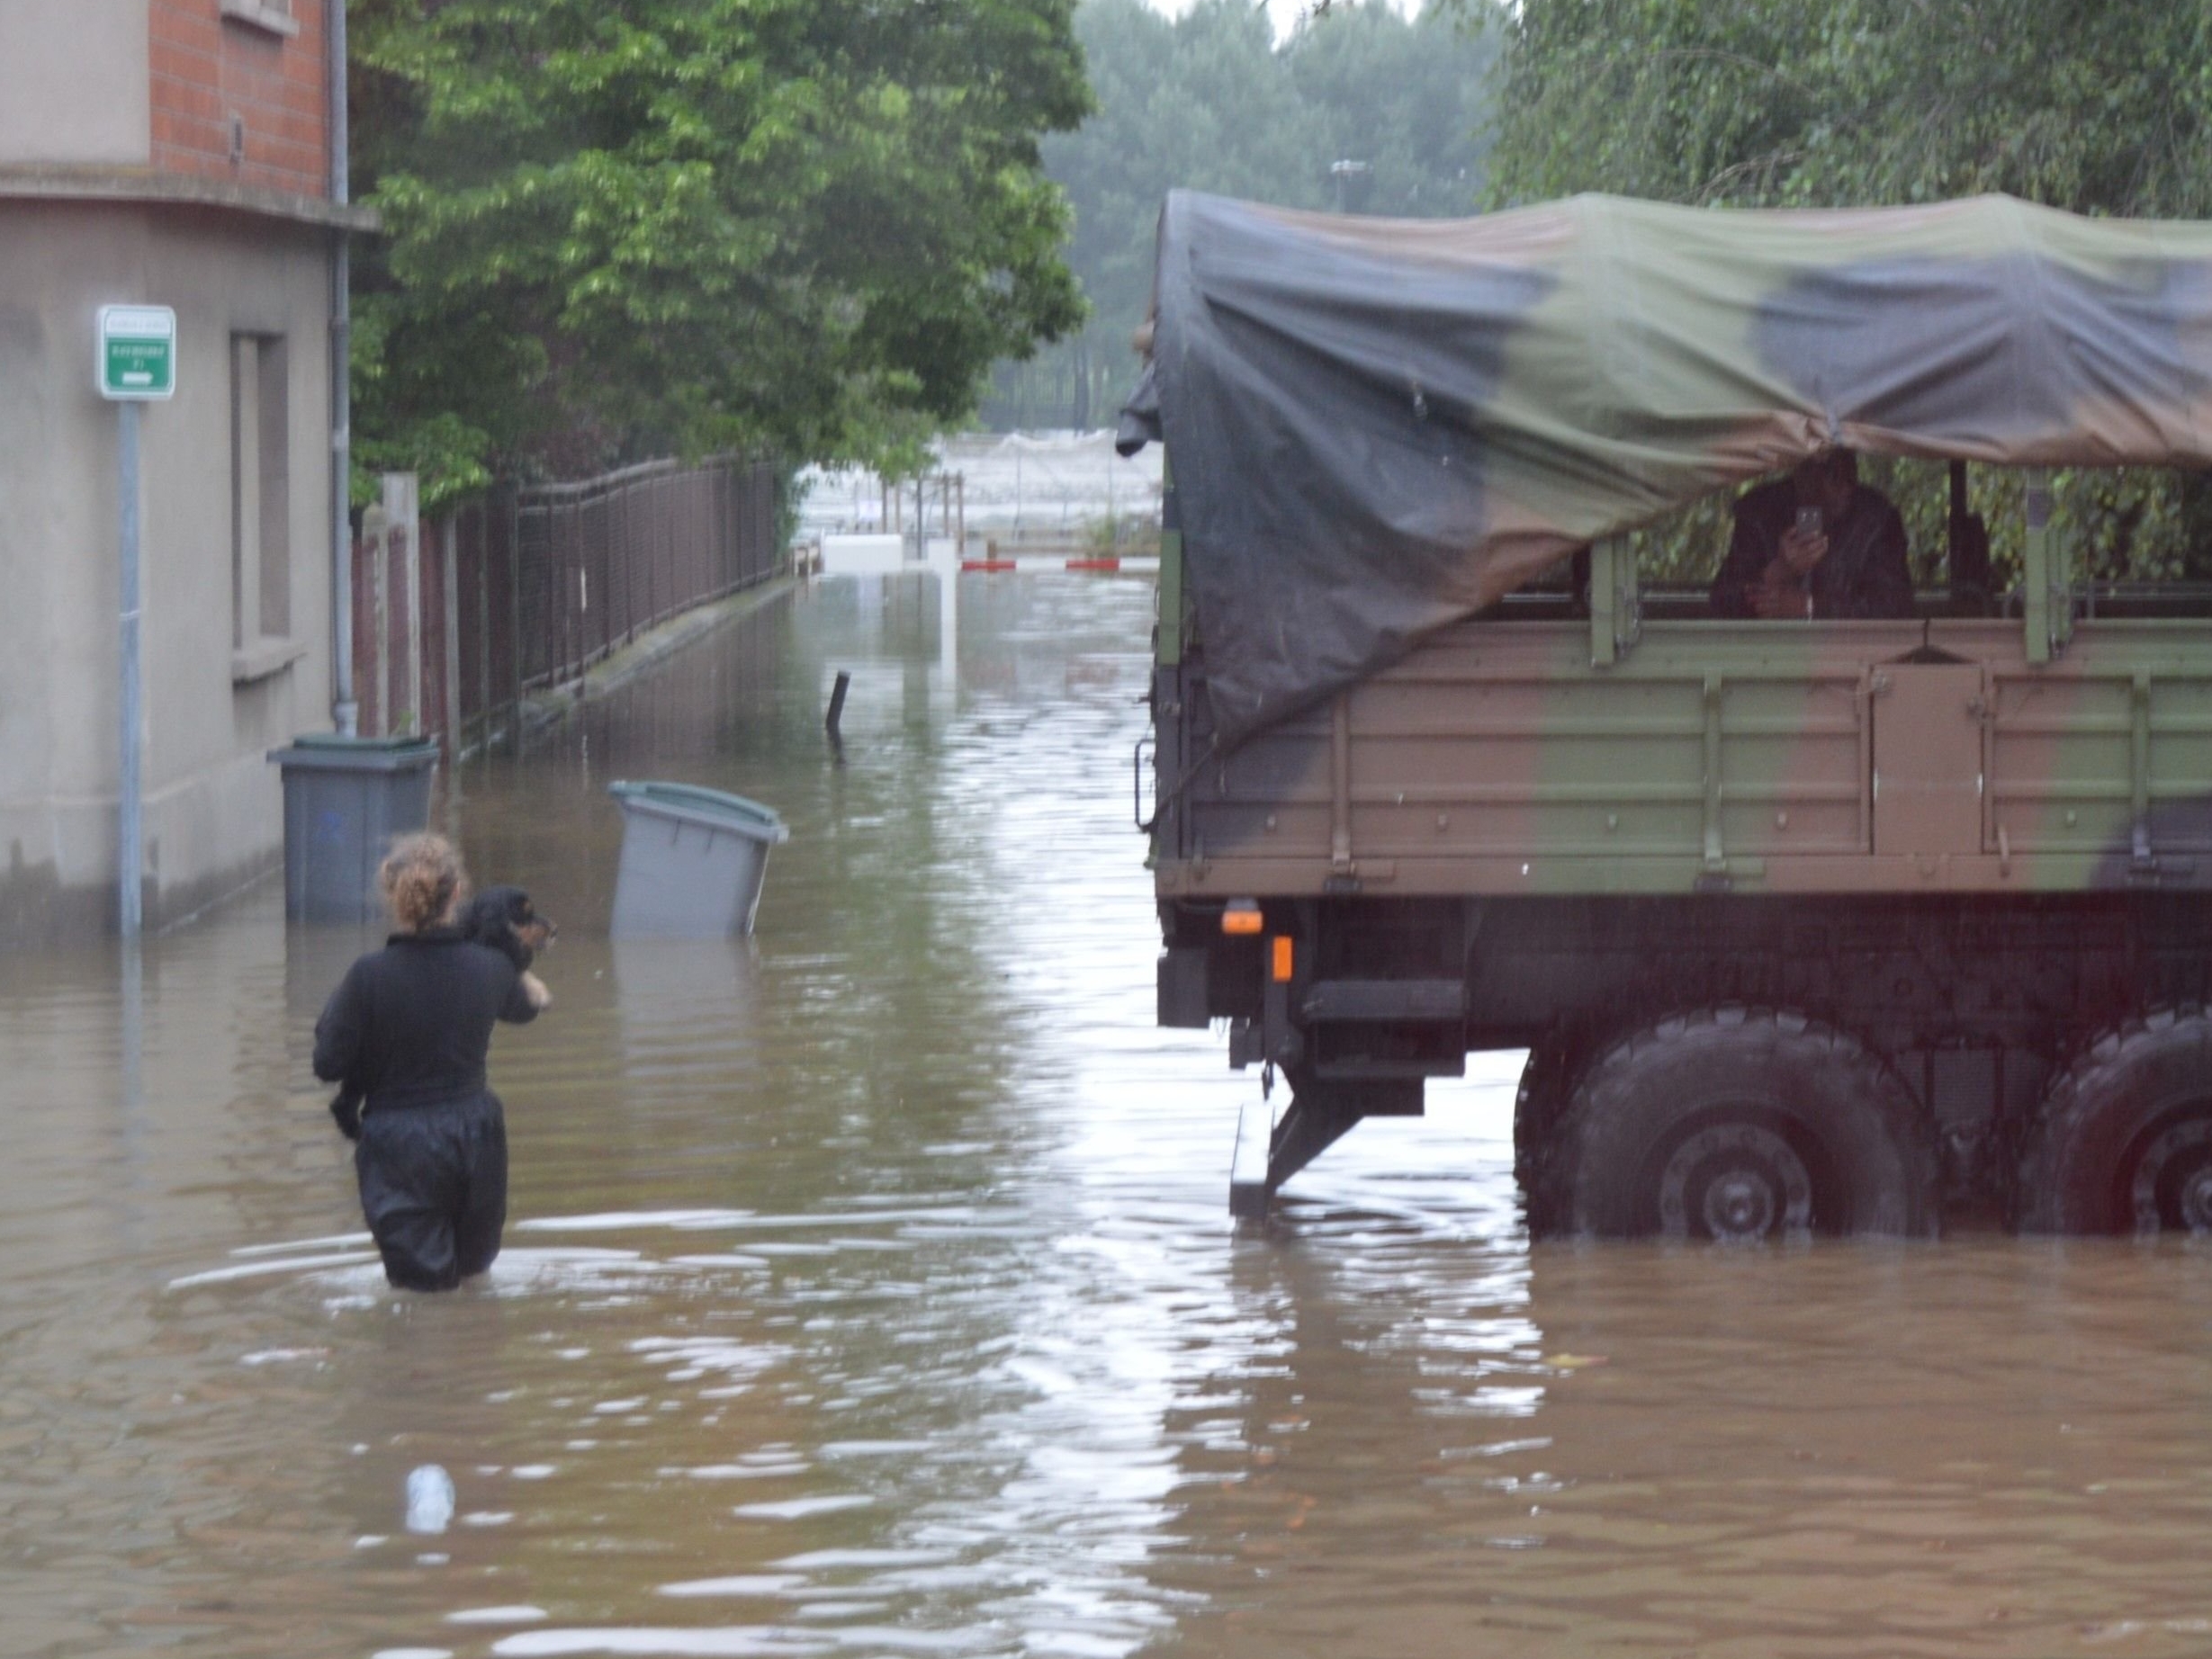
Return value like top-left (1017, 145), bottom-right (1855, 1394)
top-left (1537, 1008), bottom-right (1937, 1241)
top-left (1514, 1038), bottom-right (1587, 1232)
top-left (2017, 1008), bottom-right (2212, 1234)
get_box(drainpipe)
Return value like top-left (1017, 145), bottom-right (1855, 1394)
top-left (328, 0), bottom-right (357, 734)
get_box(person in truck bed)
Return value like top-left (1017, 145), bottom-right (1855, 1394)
top-left (1709, 448), bottom-right (1915, 621)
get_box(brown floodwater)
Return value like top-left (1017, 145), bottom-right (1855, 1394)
top-left (8, 575), bottom-right (2212, 1659)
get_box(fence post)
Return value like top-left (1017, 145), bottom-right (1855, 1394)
top-left (472, 505), bottom-right (489, 750)
top-left (364, 504), bottom-right (390, 738)
top-left (440, 515), bottom-right (462, 754)
top-left (348, 513), bottom-right (373, 737)
top-left (657, 474), bottom-right (671, 624)
top-left (508, 488), bottom-right (525, 752)
top-left (380, 473), bottom-right (422, 735)
top-left (616, 480), bottom-right (631, 647)
top-left (556, 500), bottom-right (571, 692)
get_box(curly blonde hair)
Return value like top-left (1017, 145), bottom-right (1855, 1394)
top-left (379, 833), bottom-right (468, 934)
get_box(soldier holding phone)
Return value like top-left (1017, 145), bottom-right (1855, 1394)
top-left (1710, 449), bottom-right (1914, 620)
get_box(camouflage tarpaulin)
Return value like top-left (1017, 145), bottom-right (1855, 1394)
top-left (1118, 191), bottom-right (2212, 747)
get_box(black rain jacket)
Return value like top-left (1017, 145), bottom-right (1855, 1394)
top-left (313, 928), bottom-right (538, 1111)
top-left (1710, 480), bottom-right (1915, 621)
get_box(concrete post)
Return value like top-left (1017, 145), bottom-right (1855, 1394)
top-left (365, 504), bottom-right (389, 735)
top-left (383, 473), bottom-right (421, 732)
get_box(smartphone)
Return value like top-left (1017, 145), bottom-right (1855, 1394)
top-left (1794, 505), bottom-right (1822, 538)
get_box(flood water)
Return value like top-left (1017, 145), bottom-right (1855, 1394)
top-left (10, 575), bottom-right (2212, 1659)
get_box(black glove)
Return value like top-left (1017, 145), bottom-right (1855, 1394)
top-left (328, 1086), bottom-right (363, 1142)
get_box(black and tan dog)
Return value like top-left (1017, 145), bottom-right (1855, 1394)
top-left (328, 885), bottom-right (555, 1141)
top-left (463, 883), bottom-right (558, 996)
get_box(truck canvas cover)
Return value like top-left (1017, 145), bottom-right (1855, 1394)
top-left (1118, 191), bottom-right (2212, 746)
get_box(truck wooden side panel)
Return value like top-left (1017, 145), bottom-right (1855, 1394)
top-left (1156, 616), bottom-right (2212, 898)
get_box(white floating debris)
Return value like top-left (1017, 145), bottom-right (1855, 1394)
top-left (405, 1465), bottom-right (455, 1535)
top-left (166, 1251), bottom-right (381, 1288)
top-left (655, 1574), bottom-right (807, 1598)
top-left (732, 1494), bottom-right (874, 1520)
top-left (230, 1231), bottom-right (374, 1257)
top-left (445, 1606), bottom-right (549, 1625)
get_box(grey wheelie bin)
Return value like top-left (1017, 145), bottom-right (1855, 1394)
top-left (267, 733), bottom-right (440, 922)
top-left (607, 781), bottom-right (790, 937)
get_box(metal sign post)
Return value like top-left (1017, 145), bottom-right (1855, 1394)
top-left (117, 399), bottom-right (141, 937)
top-left (97, 305), bottom-right (175, 938)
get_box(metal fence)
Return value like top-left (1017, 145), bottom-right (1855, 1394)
top-left (354, 456), bottom-right (782, 753)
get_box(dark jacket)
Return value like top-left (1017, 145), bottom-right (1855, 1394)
top-left (313, 929), bottom-right (538, 1111)
top-left (1710, 480), bottom-right (1915, 620)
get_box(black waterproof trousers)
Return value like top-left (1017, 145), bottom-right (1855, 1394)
top-left (355, 1091), bottom-right (509, 1291)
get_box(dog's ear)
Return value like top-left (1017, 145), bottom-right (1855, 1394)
top-left (486, 885), bottom-right (531, 920)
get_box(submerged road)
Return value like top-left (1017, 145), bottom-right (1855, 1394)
top-left (5, 575), bottom-right (2212, 1657)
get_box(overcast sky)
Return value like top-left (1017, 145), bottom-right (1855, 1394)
top-left (1138, 0), bottom-right (1425, 41)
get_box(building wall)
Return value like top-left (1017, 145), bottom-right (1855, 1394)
top-left (0, 204), bottom-right (335, 943)
top-left (0, 0), bottom-right (153, 166)
top-left (150, 0), bottom-right (328, 197)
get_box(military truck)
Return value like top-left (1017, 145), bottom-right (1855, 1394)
top-left (1123, 191), bottom-right (2212, 1238)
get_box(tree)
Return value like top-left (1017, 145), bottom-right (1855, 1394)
top-left (987, 0), bottom-right (1497, 430)
top-left (349, 0), bottom-right (1092, 504)
top-left (1483, 0), bottom-right (2212, 217)
top-left (1289, 2), bottom-right (1493, 219)
top-left (1476, 0), bottom-right (2212, 579)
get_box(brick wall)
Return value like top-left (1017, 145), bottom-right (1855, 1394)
top-left (148, 0), bottom-right (328, 198)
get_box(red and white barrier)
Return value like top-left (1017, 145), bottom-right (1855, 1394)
top-left (958, 554), bottom-right (1159, 576)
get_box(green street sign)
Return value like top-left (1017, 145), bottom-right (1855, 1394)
top-left (97, 305), bottom-right (175, 400)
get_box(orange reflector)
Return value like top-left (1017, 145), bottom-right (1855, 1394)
top-left (1222, 901), bottom-right (1263, 937)
top-left (1271, 936), bottom-right (1295, 982)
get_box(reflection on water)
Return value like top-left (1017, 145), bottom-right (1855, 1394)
top-left (6, 577), bottom-right (2212, 1657)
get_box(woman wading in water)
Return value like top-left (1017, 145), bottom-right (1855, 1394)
top-left (314, 834), bottom-right (544, 1290)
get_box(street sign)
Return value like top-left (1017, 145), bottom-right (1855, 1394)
top-left (96, 305), bottom-right (175, 934)
top-left (97, 305), bottom-right (176, 400)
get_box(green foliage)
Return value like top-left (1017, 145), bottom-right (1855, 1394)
top-left (989, 0), bottom-right (1497, 428)
top-left (350, 0), bottom-right (1092, 507)
top-left (1484, 0), bottom-right (2212, 216)
top-left (1477, 0), bottom-right (2212, 585)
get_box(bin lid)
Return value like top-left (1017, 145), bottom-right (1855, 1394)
top-left (268, 731), bottom-right (441, 770)
top-left (608, 780), bottom-right (791, 843)
top-left (287, 731), bottom-right (436, 751)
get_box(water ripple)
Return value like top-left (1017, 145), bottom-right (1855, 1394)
top-left (9, 580), bottom-right (2212, 1657)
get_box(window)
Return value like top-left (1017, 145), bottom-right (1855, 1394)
top-left (230, 333), bottom-right (297, 681)
top-left (219, 0), bottom-right (299, 40)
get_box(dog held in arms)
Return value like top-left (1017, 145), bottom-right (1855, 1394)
top-left (328, 885), bottom-right (556, 1141)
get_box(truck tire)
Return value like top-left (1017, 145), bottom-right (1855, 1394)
top-left (1514, 1038), bottom-right (1587, 1230)
top-left (1537, 1007), bottom-right (1937, 1241)
top-left (2016, 1007), bottom-right (2212, 1234)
